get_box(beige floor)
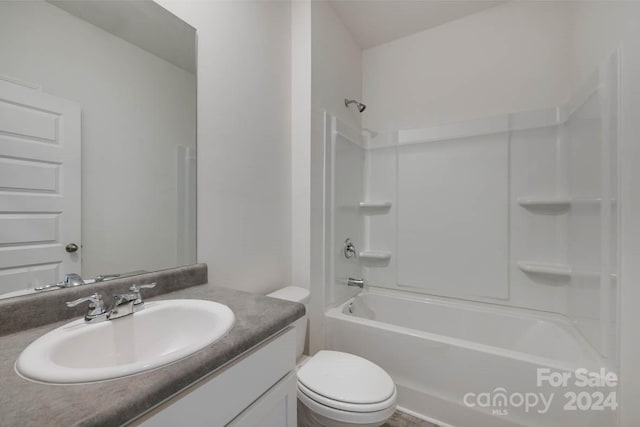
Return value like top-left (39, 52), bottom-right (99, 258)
top-left (381, 411), bottom-right (439, 427)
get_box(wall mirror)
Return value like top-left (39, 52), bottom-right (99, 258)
top-left (0, 0), bottom-right (197, 299)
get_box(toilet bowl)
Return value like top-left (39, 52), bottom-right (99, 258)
top-left (267, 286), bottom-right (397, 427)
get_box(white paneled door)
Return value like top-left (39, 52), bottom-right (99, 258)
top-left (0, 79), bottom-right (81, 293)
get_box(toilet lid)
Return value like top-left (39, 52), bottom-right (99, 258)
top-left (297, 351), bottom-right (395, 405)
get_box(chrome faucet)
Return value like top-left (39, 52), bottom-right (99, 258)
top-left (108, 283), bottom-right (156, 320)
top-left (94, 270), bottom-right (146, 282)
top-left (66, 283), bottom-right (156, 323)
top-left (347, 277), bottom-right (365, 288)
top-left (35, 273), bottom-right (86, 291)
top-left (36, 271), bottom-right (147, 291)
top-left (65, 293), bottom-right (106, 322)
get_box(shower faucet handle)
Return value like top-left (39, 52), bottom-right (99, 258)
top-left (344, 238), bottom-right (357, 259)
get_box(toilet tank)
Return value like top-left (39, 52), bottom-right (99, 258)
top-left (267, 286), bottom-right (310, 359)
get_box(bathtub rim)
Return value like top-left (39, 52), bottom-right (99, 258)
top-left (325, 287), bottom-right (611, 373)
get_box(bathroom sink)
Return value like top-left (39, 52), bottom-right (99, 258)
top-left (16, 299), bottom-right (234, 384)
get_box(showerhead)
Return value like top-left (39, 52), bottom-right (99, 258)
top-left (345, 98), bottom-right (367, 113)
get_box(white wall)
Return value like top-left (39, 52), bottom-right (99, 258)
top-left (567, 3), bottom-right (640, 425)
top-left (360, 2), bottom-right (640, 423)
top-left (395, 132), bottom-right (509, 299)
top-left (0, 1), bottom-right (196, 278)
top-left (362, 1), bottom-right (572, 132)
top-left (358, 0), bottom-right (626, 330)
top-left (329, 118), bottom-right (365, 307)
top-left (308, 0), bottom-right (363, 353)
top-left (358, 1), bottom-right (576, 316)
top-left (291, 0), bottom-right (312, 292)
top-left (311, 1), bottom-right (362, 131)
top-left (158, 0), bottom-right (362, 354)
top-left (157, 0), bottom-right (293, 295)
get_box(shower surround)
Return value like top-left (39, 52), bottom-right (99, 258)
top-left (323, 53), bottom-right (620, 427)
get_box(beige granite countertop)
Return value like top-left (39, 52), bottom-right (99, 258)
top-left (0, 283), bottom-right (305, 427)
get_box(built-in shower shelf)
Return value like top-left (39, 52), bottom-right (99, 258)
top-left (359, 251), bottom-right (392, 261)
top-left (359, 201), bottom-right (392, 212)
top-left (572, 271), bottom-right (618, 281)
top-left (518, 197), bottom-right (611, 210)
top-left (517, 197), bottom-right (571, 209)
top-left (517, 261), bottom-right (572, 278)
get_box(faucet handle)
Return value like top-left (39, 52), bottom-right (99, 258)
top-left (35, 281), bottom-right (64, 291)
top-left (129, 282), bottom-right (156, 304)
top-left (344, 238), bottom-right (357, 259)
top-left (95, 273), bottom-right (121, 282)
top-left (66, 293), bottom-right (105, 316)
top-left (129, 282), bottom-right (156, 293)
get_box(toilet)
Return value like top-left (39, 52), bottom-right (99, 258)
top-left (268, 286), bottom-right (397, 427)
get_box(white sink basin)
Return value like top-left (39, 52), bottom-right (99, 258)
top-left (16, 299), bottom-right (234, 384)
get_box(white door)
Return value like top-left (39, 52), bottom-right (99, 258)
top-left (0, 79), bottom-right (81, 293)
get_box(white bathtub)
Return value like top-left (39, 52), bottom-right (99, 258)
top-left (325, 289), bottom-right (617, 427)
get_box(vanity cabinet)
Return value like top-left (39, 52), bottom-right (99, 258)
top-left (134, 327), bottom-right (297, 427)
top-left (228, 371), bottom-right (297, 427)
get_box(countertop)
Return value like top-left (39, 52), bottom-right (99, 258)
top-left (0, 283), bottom-right (305, 427)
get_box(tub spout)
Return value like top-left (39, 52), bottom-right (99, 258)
top-left (347, 277), bottom-right (365, 288)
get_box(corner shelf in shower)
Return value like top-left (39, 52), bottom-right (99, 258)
top-left (517, 261), bottom-right (572, 278)
top-left (359, 250), bottom-right (392, 261)
top-left (359, 201), bottom-right (392, 213)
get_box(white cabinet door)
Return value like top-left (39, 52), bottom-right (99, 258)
top-left (228, 372), bottom-right (297, 427)
top-left (135, 327), bottom-right (296, 427)
top-left (0, 79), bottom-right (81, 293)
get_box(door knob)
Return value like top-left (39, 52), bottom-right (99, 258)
top-left (65, 243), bottom-right (79, 253)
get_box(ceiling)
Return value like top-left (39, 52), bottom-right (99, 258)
top-left (329, 0), bottom-right (506, 49)
top-left (49, 0), bottom-right (196, 74)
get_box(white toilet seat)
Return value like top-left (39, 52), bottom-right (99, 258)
top-left (297, 383), bottom-right (397, 425)
top-left (295, 350), bottom-right (397, 425)
top-left (297, 380), bottom-right (397, 413)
